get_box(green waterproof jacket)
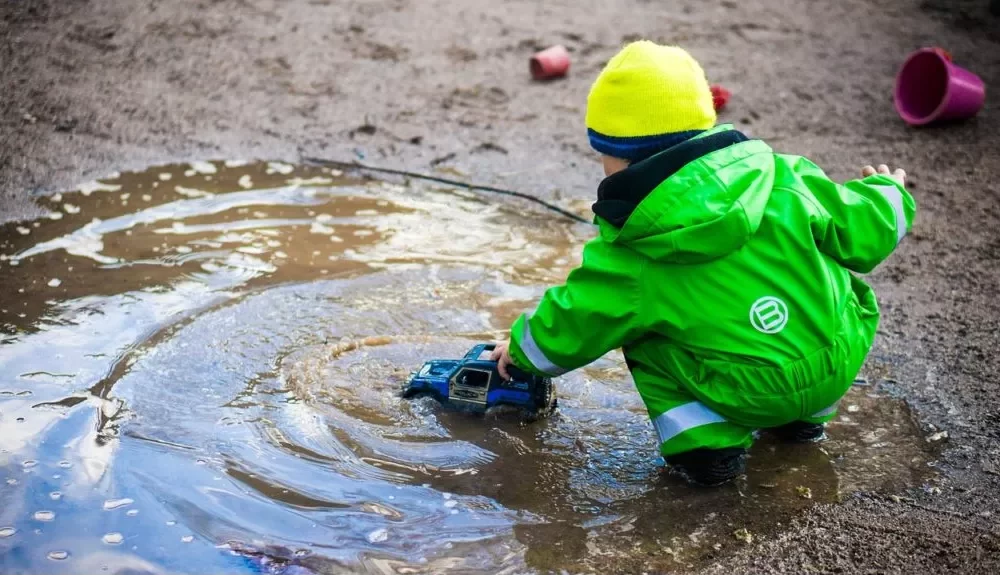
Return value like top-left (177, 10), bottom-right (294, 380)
top-left (509, 125), bottom-right (916, 428)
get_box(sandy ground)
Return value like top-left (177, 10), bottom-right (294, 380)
top-left (2, 0), bottom-right (1000, 573)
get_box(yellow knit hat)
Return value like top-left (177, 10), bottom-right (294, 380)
top-left (586, 41), bottom-right (716, 161)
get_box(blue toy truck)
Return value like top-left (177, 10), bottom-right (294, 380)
top-left (403, 343), bottom-right (556, 417)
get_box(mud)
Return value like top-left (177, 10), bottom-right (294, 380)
top-left (2, 0), bottom-right (1000, 573)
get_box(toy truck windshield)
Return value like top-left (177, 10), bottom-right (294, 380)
top-left (419, 361), bottom-right (457, 377)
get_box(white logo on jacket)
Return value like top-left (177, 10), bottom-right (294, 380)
top-left (750, 296), bottom-right (788, 334)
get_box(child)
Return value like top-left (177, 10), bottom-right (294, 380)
top-left (490, 41), bottom-right (916, 486)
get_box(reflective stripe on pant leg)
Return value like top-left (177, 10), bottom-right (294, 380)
top-left (801, 400), bottom-right (841, 425)
top-left (811, 401), bottom-right (839, 419)
top-left (636, 375), bottom-right (753, 456)
top-left (651, 401), bottom-right (727, 445)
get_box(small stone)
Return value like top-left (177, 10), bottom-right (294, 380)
top-left (47, 550), bottom-right (69, 561)
top-left (181, 535), bottom-right (194, 543)
top-left (733, 528), bottom-right (753, 544)
top-left (847, 405), bottom-right (860, 413)
top-left (102, 532), bottom-right (124, 545)
top-left (796, 486), bottom-right (813, 499)
top-left (49, 492), bottom-right (62, 501)
top-left (0, 527), bottom-right (15, 538)
top-left (47, 279), bottom-right (62, 287)
top-left (927, 431), bottom-right (949, 443)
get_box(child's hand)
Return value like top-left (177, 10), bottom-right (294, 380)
top-left (489, 342), bottom-right (513, 380)
top-left (862, 164), bottom-right (906, 187)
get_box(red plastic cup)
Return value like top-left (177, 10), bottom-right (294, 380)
top-left (530, 45), bottom-right (570, 80)
top-left (894, 47), bottom-right (986, 126)
top-left (710, 84), bottom-right (731, 112)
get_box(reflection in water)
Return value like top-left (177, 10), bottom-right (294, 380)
top-left (0, 162), bottom-right (934, 574)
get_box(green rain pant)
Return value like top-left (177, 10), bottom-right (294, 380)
top-left (638, 377), bottom-right (845, 457)
top-left (634, 330), bottom-right (868, 457)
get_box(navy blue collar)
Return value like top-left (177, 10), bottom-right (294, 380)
top-left (593, 129), bottom-right (751, 227)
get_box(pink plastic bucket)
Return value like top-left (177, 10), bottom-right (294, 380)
top-left (530, 45), bottom-right (570, 80)
top-left (894, 48), bottom-right (986, 126)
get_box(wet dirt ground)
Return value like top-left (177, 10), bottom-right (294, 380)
top-left (2, 0), bottom-right (1000, 573)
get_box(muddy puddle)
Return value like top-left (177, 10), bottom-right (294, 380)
top-left (0, 161), bottom-right (936, 574)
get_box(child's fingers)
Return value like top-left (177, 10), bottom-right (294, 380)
top-left (893, 169), bottom-right (906, 186)
top-left (862, 165), bottom-right (877, 177)
top-left (497, 358), bottom-right (510, 380)
top-left (877, 164), bottom-right (891, 175)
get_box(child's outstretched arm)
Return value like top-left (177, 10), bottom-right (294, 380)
top-left (794, 158), bottom-right (917, 274)
top-left (490, 240), bottom-right (645, 379)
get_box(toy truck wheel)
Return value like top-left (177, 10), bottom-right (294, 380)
top-left (539, 380), bottom-right (556, 410)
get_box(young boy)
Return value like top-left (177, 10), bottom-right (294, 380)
top-left (490, 41), bottom-right (916, 486)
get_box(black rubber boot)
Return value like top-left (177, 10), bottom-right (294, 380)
top-left (667, 447), bottom-right (747, 487)
top-left (767, 421), bottom-right (826, 443)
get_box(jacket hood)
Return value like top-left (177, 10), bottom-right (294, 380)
top-left (593, 124), bottom-right (775, 264)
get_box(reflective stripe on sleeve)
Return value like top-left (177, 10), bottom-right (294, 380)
top-left (519, 318), bottom-right (568, 376)
top-left (873, 184), bottom-right (907, 244)
top-left (651, 401), bottom-right (728, 445)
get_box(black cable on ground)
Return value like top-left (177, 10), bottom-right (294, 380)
top-left (301, 157), bottom-right (592, 225)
